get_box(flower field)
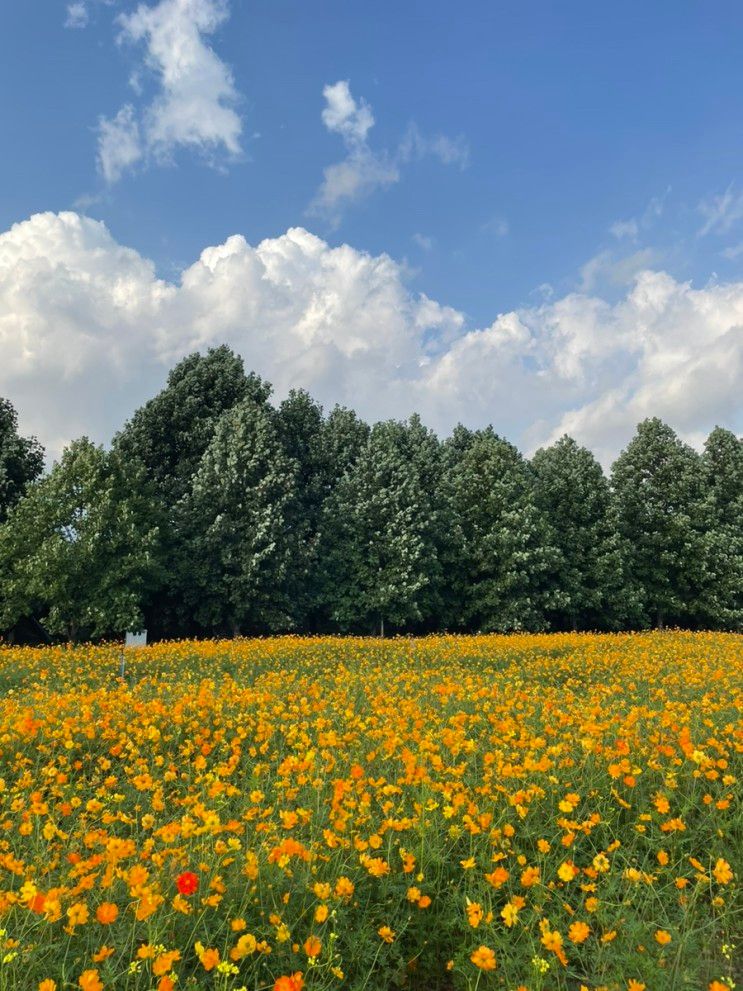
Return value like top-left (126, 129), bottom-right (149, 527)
top-left (0, 633), bottom-right (740, 991)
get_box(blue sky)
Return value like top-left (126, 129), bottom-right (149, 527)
top-left (0, 0), bottom-right (741, 462)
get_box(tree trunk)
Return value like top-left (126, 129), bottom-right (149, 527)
top-left (380, 615), bottom-right (385, 638)
top-left (656, 609), bottom-right (664, 630)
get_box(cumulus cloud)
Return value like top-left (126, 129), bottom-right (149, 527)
top-left (97, 0), bottom-right (242, 182)
top-left (309, 81), bottom-right (469, 224)
top-left (0, 212), bottom-right (740, 466)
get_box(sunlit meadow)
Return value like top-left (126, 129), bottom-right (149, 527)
top-left (0, 632), bottom-right (739, 991)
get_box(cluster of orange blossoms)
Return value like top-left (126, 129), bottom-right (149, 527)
top-left (0, 631), bottom-right (738, 990)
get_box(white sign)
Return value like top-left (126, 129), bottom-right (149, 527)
top-left (124, 630), bottom-right (148, 648)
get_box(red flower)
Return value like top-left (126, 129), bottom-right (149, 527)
top-left (176, 871), bottom-right (199, 896)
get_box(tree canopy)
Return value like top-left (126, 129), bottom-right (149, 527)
top-left (1, 349), bottom-right (740, 640)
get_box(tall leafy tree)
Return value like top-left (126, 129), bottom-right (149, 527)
top-left (113, 346), bottom-right (269, 635)
top-left (532, 435), bottom-right (636, 630)
top-left (0, 397), bottom-right (44, 523)
top-left (0, 439), bottom-right (160, 641)
top-left (275, 390), bottom-right (328, 628)
top-left (322, 419), bottom-right (437, 634)
top-left (114, 346), bottom-right (268, 503)
top-left (445, 428), bottom-right (562, 631)
top-left (610, 418), bottom-right (711, 628)
top-left (183, 399), bottom-right (300, 635)
top-left (699, 427), bottom-right (743, 629)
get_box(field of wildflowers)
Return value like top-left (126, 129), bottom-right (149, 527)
top-left (0, 632), bottom-right (739, 991)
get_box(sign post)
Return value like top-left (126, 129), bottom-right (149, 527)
top-left (120, 630), bottom-right (147, 680)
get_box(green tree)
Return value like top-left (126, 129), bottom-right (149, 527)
top-left (113, 346), bottom-right (269, 635)
top-left (445, 428), bottom-right (562, 631)
top-left (114, 346), bottom-right (268, 503)
top-left (275, 390), bottom-right (329, 629)
top-left (183, 399), bottom-right (300, 635)
top-left (321, 405), bottom-right (371, 482)
top-left (0, 439), bottom-right (160, 641)
top-left (0, 397), bottom-right (44, 523)
top-left (699, 427), bottom-right (743, 629)
top-left (610, 418), bottom-right (711, 628)
top-left (321, 419), bottom-right (438, 634)
top-left (532, 435), bottom-right (635, 630)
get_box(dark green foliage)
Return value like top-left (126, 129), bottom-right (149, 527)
top-left (2, 349), bottom-right (740, 641)
top-left (445, 428), bottom-right (562, 631)
top-left (0, 439), bottom-right (160, 640)
top-left (699, 427), bottom-right (743, 629)
top-left (182, 399), bottom-right (301, 635)
top-left (114, 346), bottom-right (269, 504)
top-left (0, 398), bottom-right (44, 523)
top-left (321, 419), bottom-right (440, 633)
top-left (610, 418), bottom-right (712, 629)
top-left (532, 436), bottom-right (638, 630)
top-left (112, 346), bottom-right (268, 637)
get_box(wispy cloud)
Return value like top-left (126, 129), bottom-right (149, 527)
top-left (65, 2), bottom-right (89, 28)
top-left (96, 0), bottom-right (243, 184)
top-left (481, 216), bottom-right (509, 237)
top-left (610, 188), bottom-right (670, 241)
top-left (698, 183), bottom-right (743, 236)
top-left (309, 80), bottom-right (469, 225)
top-left (98, 105), bottom-right (142, 183)
top-left (412, 233), bottom-right (435, 251)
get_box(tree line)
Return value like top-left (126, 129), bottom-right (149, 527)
top-left (1, 346), bottom-right (741, 641)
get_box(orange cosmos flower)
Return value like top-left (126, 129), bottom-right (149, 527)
top-left (521, 865), bottom-right (541, 887)
top-left (274, 974), bottom-right (304, 991)
top-left (95, 903), bottom-right (118, 925)
top-left (713, 859), bottom-right (733, 884)
top-left (655, 930), bottom-right (672, 946)
top-left (568, 921), bottom-right (591, 944)
top-left (466, 900), bottom-right (483, 927)
top-left (485, 866), bottom-right (509, 887)
top-left (78, 972), bottom-right (103, 991)
top-left (377, 926), bottom-right (395, 943)
top-left (194, 942), bottom-right (220, 971)
top-left (334, 877), bottom-right (354, 899)
top-left (470, 946), bottom-right (497, 971)
top-left (303, 936), bottom-right (322, 958)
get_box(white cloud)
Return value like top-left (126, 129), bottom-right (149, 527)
top-left (309, 81), bottom-right (469, 225)
top-left (97, 0), bottom-right (242, 182)
top-left (481, 216), bottom-right (509, 237)
top-left (97, 105), bottom-right (143, 183)
top-left (698, 183), bottom-right (743, 236)
top-left (65, 2), bottom-right (89, 28)
top-left (412, 233), bottom-right (435, 251)
top-left (320, 80), bottom-right (375, 144)
top-left (398, 123), bottom-right (469, 170)
top-left (721, 241), bottom-right (743, 260)
top-left (610, 188), bottom-right (670, 241)
top-left (609, 219), bottom-right (639, 241)
top-left (0, 212), bottom-right (740, 467)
